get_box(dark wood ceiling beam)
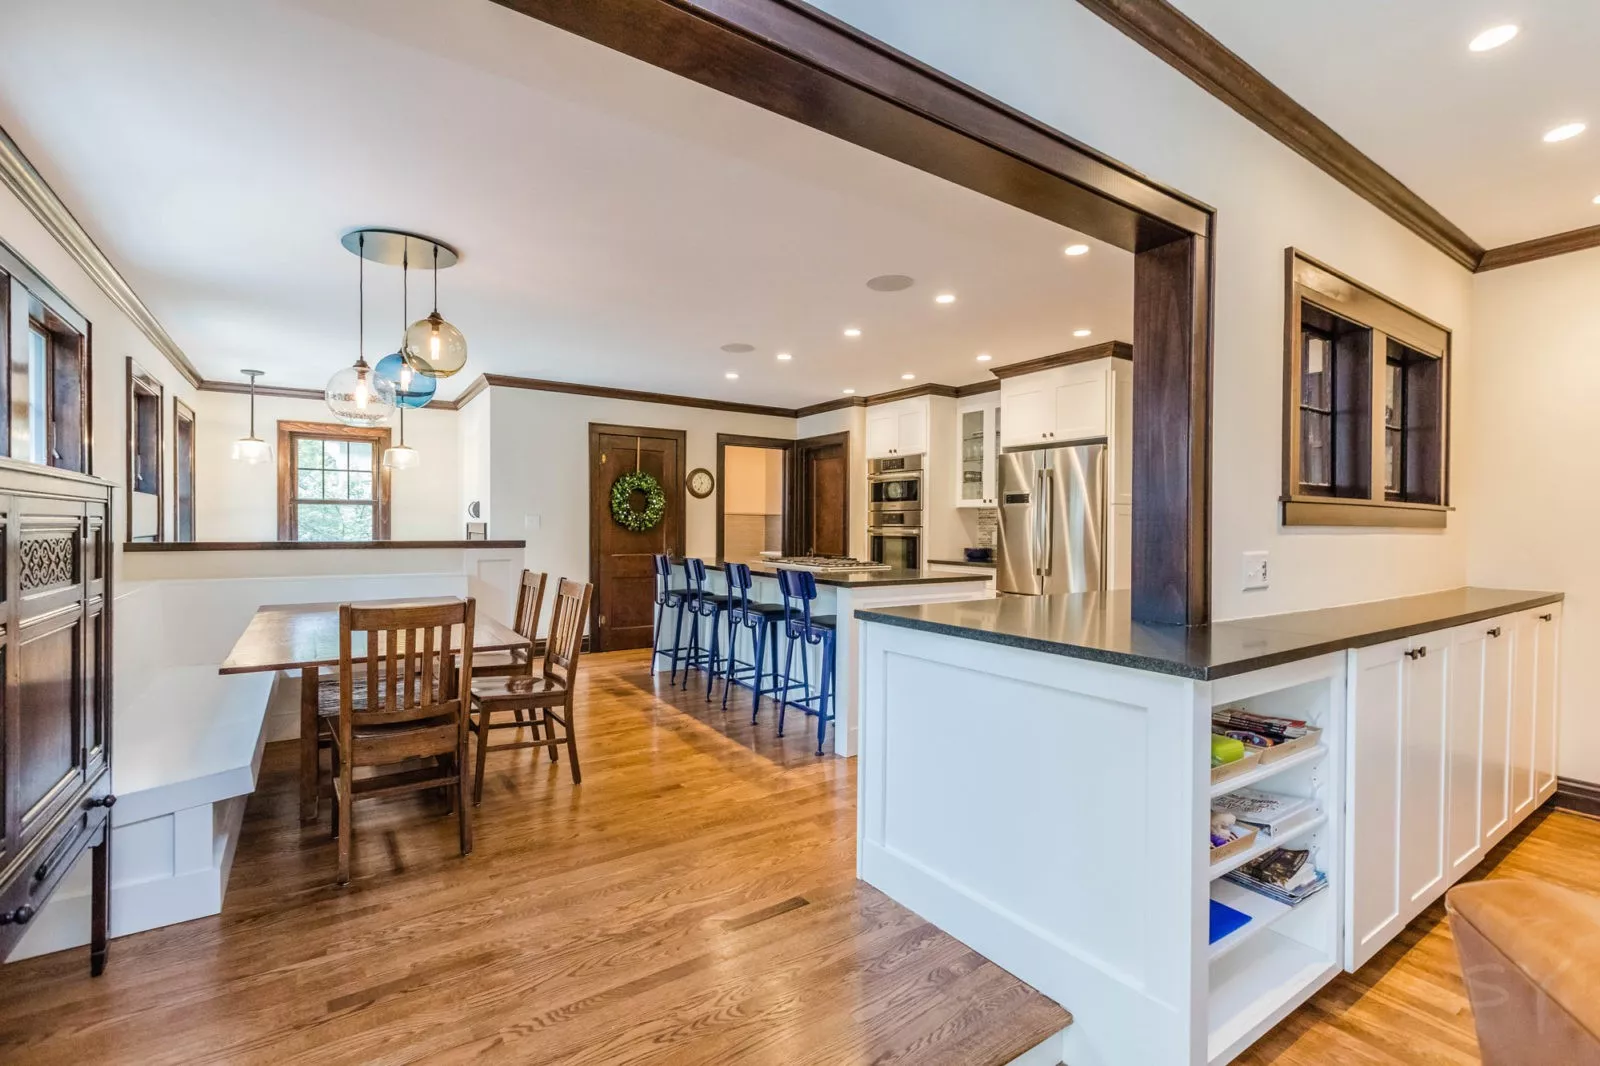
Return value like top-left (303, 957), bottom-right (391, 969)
top-left (1076, 0), bottom-right (1485, 272)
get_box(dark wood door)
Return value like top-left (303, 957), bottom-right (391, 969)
top-left (589, 424), bottom-right (685, 651)
top-left (791, 433), bottom-right (848, 557)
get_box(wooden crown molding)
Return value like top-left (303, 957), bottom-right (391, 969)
top-left (0, 123), bottom-right (203, 387)
top-left (794, 395), bottom-right (866, 418)
top-left (475, 373), bottom-right (797, 419)
top-left (989, 340), bottom-right (1132, 380)
top-left (1075, 0), bottom-right (1485, 272)
top-left (864, 382), bottom-right (959, 406)
top-left (197, 379), bottom-right (323, 403)
top-left (1477, 224), bottom-right (1600, 273)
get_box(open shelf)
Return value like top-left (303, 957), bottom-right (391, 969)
top-left (1209, 880), bottom-right (1292, 963)
top-left (1208, 928), bottom-right (1335, 1065)
top-left (1209, 813), bottom-right (1326, 881)
top-left (1209, 745), bottom-right (1328, 800)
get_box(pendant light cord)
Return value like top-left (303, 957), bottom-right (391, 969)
top-left (248, 373), bottom-right (256, 438)
top-left (357, 233), bottom-right (365, 367)
top-left (432, 242), bottom-right (439, 315)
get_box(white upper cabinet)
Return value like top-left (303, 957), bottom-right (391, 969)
top-left (955, 398), bottom-right (1000, 507)
top-left (998, 352), bottom-right (1130, 450)
top-left (865, 396), bottom-right (930, 459)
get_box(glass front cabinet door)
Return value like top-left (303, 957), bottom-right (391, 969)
top-left (957, 400), bottom-right (1000, 507)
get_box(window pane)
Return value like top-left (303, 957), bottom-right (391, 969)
top-left (1385, 363), bottom-right (1402, 429)
top-left (1301, 334), bottom-right (1331, 409)
top-left (297, 437), bottom-right (322, 469)
top-left (27, 328), bottom-right (48, 465)
top-left (1386, 428), bottom-right (1402, 494)
top-left (297, 503), bottom-right (373, 542)
top-left (348, 441), bottom-right (373, 468)
top-left (349, 472), bottom-right (373, 500)
top-left (297, 470), bottom-right (323, 498)
top-left (325, 470), bottom-right (348, 499)
top-left (1300, 412), bottom-right (1331, 489)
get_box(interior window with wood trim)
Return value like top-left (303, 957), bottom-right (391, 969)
top-left (1283, 250), bottom-right (1450, 528)
top-left (174, 398), bottom-right (196, 542)
top-left (276, 421), bottom-right (391, 541)
top-left (1, 238), bottom-right (93, 475)
top-left (126, 358), bottom-right (164, 542)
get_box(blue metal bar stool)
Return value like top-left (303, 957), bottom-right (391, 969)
top-left (651, 554), bottom-right (692, 683)
top-left (674, 558), bottom-right (725, 696)
top-left (720, 563), bottom-right (786, 716)
top-left (775, 568), bottom-right (837, 756)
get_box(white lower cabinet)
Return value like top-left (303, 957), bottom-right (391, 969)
top-left (1345, 606), bottom-right (1561, 972)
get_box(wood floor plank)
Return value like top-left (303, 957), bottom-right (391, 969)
top-left (0, 649), bottom-right (1068, 1066)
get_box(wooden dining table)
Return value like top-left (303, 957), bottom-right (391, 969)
top-left (219, 597), bottom-right (532, 823)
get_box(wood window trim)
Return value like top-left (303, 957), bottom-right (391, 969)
top-left (174, 397), bottom-right (196, 542)
top-left (125, 357), bottom-right (164, 542)
top-left (1, 238), bottom-right (93, 473)
top-left (275, 420), bottom-right (392, 541)
top-left (1282, 249), bottom-right (1451, 529)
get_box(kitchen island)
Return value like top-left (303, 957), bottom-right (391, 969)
top-left (854, 588), bottom-right (1563, 1066)
top-left (658, 559), bottom-right (991, 756)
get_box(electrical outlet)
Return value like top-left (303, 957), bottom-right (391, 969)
top-left (1242, 551), bottom-right (1269, 591)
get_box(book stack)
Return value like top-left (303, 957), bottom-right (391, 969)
top-left (1211, 787), bottom-right (1317, 838)
top-left (1225, 847), bottom-right (1327, 906)
top-left (1212, 707), bottom-right (1309, 752)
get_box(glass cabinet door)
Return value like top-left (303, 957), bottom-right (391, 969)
top-left (960, 408), bottom-right (986, 504)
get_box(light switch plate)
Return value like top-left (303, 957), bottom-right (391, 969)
top-left (1242, 551), bottom-right (1269, 591)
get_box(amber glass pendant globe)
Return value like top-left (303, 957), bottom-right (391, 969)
top-left (324, 360), bottom-right (396, 428)
top-left (403, 311), bottom-right (468, 378)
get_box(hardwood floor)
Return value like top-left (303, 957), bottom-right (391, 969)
top-left (1239, 807), bottom-right (1600, 1065)
top-left (0, 649), bottom-right (1069, 1066)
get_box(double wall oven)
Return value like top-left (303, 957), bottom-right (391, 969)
top-left (868, 455), bottom-right (921, 570)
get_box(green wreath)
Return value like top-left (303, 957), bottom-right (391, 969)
top-left (611, 470), bottom-right (666, 533)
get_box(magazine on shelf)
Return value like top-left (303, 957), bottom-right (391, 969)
top-left (1211, 788), bottom-right (1316, 834)
top-left (1225, 847), bottom-right (1328, 906)
top-left (1212, 707), bottom-right (1310, 751)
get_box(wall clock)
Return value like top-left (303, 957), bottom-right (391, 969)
top-left (687, 467), bottom-right (716, 499)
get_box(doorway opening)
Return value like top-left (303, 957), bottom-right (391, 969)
top-left (716, 434), bottom-right (790, 562)
top-left (791, 431), bottom-right (849, 558)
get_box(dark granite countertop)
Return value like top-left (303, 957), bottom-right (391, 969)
top-left (855, 587), bottom-right (1563, 680)
top-left (686, 558), bottom-right (988, 589)
top-left (927, 558), bottom-right (997, 570)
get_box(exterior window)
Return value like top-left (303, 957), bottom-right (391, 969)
top-left (1283, 250), bottom-right (1451, 528)
top-left (276, 421), bottom-right (390, 541)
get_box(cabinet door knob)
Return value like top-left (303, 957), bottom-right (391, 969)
top-left (1487, 627), bottom-right (1502, 638)
top-left (0, 905), bottom-right (35, 926)
top-left (86, 794), bottom-right (116, 810)
top-left (1539, 613), bottom-right (1553, 622)
top-left (1405, 647), bottom-right (1428, 660)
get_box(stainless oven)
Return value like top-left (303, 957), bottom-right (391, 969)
top-left (868, 508), bottom-right (921, 570)
top-left (869, 454), bottom-right (922, 512)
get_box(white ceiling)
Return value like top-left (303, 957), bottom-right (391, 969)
top-left (0, 0), bottom-right (1131, 406)
top-left (1171, 0), bottom-right (1600, 249)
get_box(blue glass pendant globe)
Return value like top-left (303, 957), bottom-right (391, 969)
top-left (375, 351), bottom-right (436, 408)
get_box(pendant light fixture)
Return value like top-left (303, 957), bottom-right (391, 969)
top-left (326, 232), bottom-right (397, 427)
top-left (403, 241), bottom-right (468, 378)
top-left (375, 246), bottom-right (437, 408)
top-left (382, 401), bottom-right (420, 470)
top-left (231, 369), bottom-right (272, 464)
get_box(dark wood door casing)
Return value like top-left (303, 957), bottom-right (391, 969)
top-left (588, 423), bottom-right (686, 652)
top-left (715, 433), bottom-right (793, 562)
top-left (495, 0), bottom-right (1215, 626)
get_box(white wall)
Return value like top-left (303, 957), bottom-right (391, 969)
top-left (1468, 246), bottom-right (1600, 782)
top-left (796, 404), bottom-right (868, 560)
top-left (191, 390), bottom-right (461, 540)
top-left (808, 0), bottom-right (1476, 621)
top-left (0, 182), bottom-right (201, 574)
top-left (486, 386), bottom-right (795, 586)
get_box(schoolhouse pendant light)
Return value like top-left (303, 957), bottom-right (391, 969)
top-left (231, 369), bottom-right (272, 464)
top-left (327, 233), bottom-right (397, 428)
top-left (382, 402), bottom-right (420, 471)
top-left (403, 241), bottom-right (468, 378)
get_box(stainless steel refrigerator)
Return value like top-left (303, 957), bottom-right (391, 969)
top-left (996, 444), bottom-right (1106, 595)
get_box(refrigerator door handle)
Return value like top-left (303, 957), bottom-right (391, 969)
top-left (1041, 467), bottom-right (1055, 578)
top-left (1034, 468), bottom-right (1047, 576)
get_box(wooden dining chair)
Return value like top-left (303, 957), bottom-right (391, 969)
top-left (320, 598), bottom-right (476, 886)
top-left (469, 578), bottom-right (592, 803)
top-left (471, 570), bottom-right (545, 679)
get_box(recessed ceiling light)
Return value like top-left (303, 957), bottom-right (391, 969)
top-left (1544, 122), bottom-right (1587, 143)
top-left (725, 371), bottom-right (739, 380)
top-left (866, 274), bottom-right (915, 292)
top-left (842, 388), bottom-right (856, 395)
top-left (935, 293), bottom-right (956, 304)
top-left (901, 373), bottom-right (916, 381)
top-left (1073, 329), bottom-right (1092, 338)
top-left (1064, 244), bottom-right (1089, 257)
top-left (720, 342), bottom-right (755, 353)
top-left (844, 327), bottom-right (862, 337)
top-left (1468, 24), bottom-right (1518, 52)
top-left (976, 353), bottom-right (992, 362)
top-left (776, 352), bottom-right (792, 361)
top-left (1592, 194), bottom-right (1600, 205)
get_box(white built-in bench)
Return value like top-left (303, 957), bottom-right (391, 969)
top-left (7, 570), bottom-right (468, 962)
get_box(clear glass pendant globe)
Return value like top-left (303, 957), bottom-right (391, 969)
top-left (403, 312), bottom-right (468, 378)
top-left (382, 444), bottom-right (421, 471)
top-left (324, 362), bottom-right (397, 428)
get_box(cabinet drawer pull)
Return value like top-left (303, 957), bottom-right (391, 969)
top-left (1487, 627), bottom-right (1502, 638)
top-left (0, 905), bottom-right (35, 926)
top-left (1405, 647), bottom-right (1428, 660)
top-left (1539, 613), bottom-right (1553, 622)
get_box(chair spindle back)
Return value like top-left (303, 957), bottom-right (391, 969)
top-left (543, 579), bottom-right (593, 687)
top-left (512, 570), bottom-right (548, 643)
top-left (339, 599), bottom-right (476, 726)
